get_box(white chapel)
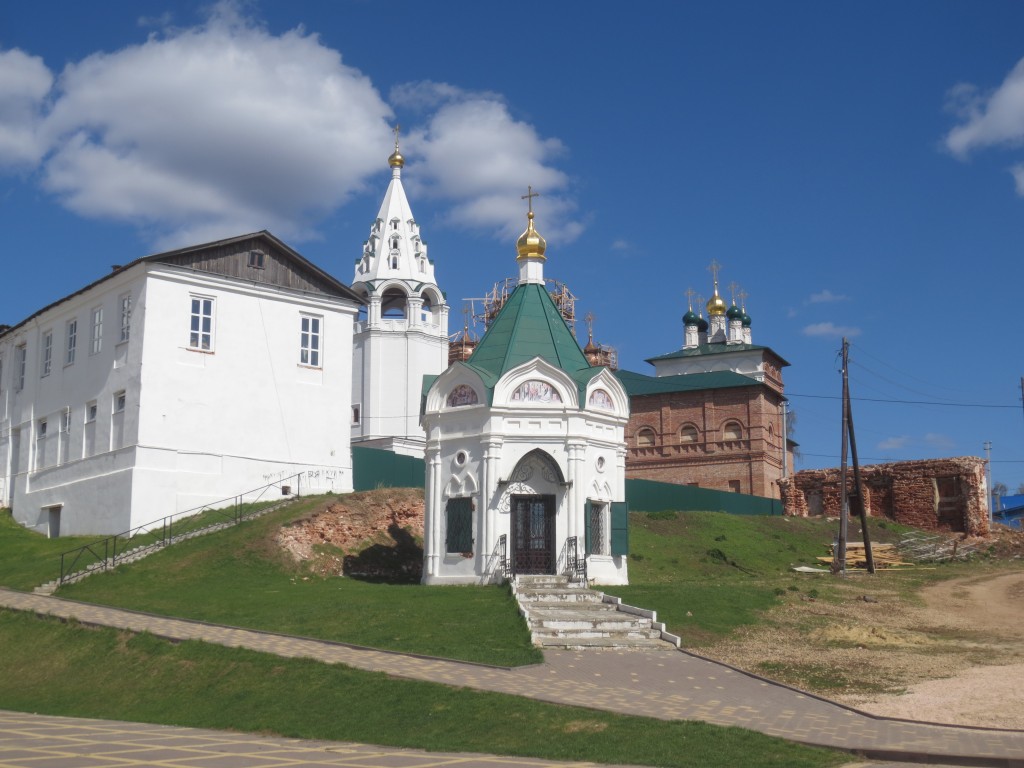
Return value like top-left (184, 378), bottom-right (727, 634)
top-left (349, 137), bottom-right (449, 456)
top-left (420, 201), bottom-right (631, 586)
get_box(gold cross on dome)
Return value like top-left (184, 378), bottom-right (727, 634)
top-left (728, 281), bottom-right (740, 305)
top-left (738, 288), bottom-right (748, 309)
top-left (707, 259), bottom-right (722, 285)
top-left (521, 185), bottom-right (540, 214)
top-left (684, 287), bottom-right (696, 310)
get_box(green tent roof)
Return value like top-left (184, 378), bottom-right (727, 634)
top-left (465, 283), bottom-right (592, 386)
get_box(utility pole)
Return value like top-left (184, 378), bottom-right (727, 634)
top-left (835, 338), bottom-right (874, 575)
top-left (835, 340), bottom-right (850, 575)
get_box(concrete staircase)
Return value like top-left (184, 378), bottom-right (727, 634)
top-left (512, 575), bottom-right (680, 650)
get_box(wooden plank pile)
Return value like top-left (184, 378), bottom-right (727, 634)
top-left (817, 542), bottom-right (913, 569)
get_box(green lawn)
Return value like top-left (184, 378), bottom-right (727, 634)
top-left (608, 510), bottom-right (910, 645)
top-left (55, 496), bottom-right (541, 666)
top-left (0, 610), bottom-right (845, 768)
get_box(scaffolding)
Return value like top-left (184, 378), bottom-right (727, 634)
top-left (471, 277), bottom-right (578, 335)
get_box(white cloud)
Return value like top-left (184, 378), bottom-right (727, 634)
top-left (0, 48), bottom-right (53, 168)
top-left (802, 322), bottom-right (861, 338)
top-left (923, 432), bottom-right (955, 450)
top-left (21, 3), bottom-right (395, 248)
top-left (808, 289), bottom-right (849, 304)
top-left (0, 10), bottom-right (581, 250)
top-left (945, 57), bottom-right (1024, 159)
top-left (397, 81), bottom-right (583, 243)
top-left (610, 239), bottom-right (631, 251)
top-left (878, 436), bottom-right (910, 451)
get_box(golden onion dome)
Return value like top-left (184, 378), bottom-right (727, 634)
top-left (706, 290), bottom-right (727, 316)
top-left (516, 211), bottom-right (547, 260)
top-left (388, 147), bottom-right (405, 169)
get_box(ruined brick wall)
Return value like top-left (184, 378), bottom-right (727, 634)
top-left (778, 457), bottom-right (988, 535)
top-left (625, 384), bottom-right (786, 497)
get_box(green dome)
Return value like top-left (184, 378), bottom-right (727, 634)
top-left (726, 303), bottom-right (743, 320)
top-left (697, 317), bottom-right (709, 333)
top-left (683, 309), bottom-right (700, 325)
top-left (741, 311), bottom-right (752, 327)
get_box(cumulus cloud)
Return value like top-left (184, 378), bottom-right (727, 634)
top-left (395, 81), bottom-right (583, 243)
top-left (0, 4), bottom-right (580, 249)
top-left (802, 322), bottom-right (861, 338)
top-left (878, 436), bottom-right (910, 451)
top-left (945, 58), bottom-right (1024, 158)
top-left (808, 289), bottom-right (849, 304)
top-left (0, 48), bottom-right (53, 168)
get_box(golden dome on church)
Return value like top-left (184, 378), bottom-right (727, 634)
top-left (388, 147), bottom-right (405, 169)
top-left (516, 211), bottom-right (547, 261)
top-left (706, 290), bottom-right (727, 316)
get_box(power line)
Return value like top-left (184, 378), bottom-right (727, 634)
top-left (787, 393), bottom-right (1018, 409)
top-left (799, 451), bottom-right (1024, 464)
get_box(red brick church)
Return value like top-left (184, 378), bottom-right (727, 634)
top-left (613, 267), bottom-right (793, 498)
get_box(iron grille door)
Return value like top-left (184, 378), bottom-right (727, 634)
top-left (512, 495), bottom-right (555, 574)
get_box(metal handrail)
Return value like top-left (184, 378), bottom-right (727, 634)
top-left (564, 535), bottom-right (587, 585)
top-left (496, 534), bottom-right (510, 580)
top-left (58, 472), bottom-right (303, 584)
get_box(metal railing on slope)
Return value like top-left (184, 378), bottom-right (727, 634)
top-left (57, 472), bottom-right (304, 585)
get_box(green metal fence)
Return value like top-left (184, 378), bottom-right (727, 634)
top-left (351, 446), bottom-right (780, 516)
top-left (625, 478), bottom-right (782, 516)
top-left (352, 446), bottom-right (426, 491)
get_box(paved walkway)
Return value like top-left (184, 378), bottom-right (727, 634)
top-left (1, 589), bottom-right (1022, 766)
top-left (0, 709), bottom-right (941, 768)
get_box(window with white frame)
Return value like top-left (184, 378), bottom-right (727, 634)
top-left (90, 306), bottom-right (103, 355)
top-left (189, 296), bottom-right (214, 350)
top-left (119, 293), bottom-right (131, 343)
top-left (65, 319), bottom-right (77, 366)
top-left (111, 390), bottom-right (126, 450)
top-left (351, 404), bottom-right (361, 425)
top-left (37, 418), bottom-right (47, 439)
top-left (83, 400), bottom-right (97, 457)
top-left (15, 344), bottom-right (26, 391)
top-left (41, 331), bottom-right (53, 377)
top-left (299, 314), bottom-right (321, 367)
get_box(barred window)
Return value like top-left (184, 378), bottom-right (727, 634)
top-left (445, 497), bottom-right (473, 553)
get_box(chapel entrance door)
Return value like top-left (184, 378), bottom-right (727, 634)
top-left (512, 495), bottom-right (556, 574)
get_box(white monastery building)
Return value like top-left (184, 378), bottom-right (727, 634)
top-left (0, 232), bottom-right (360, 536)
top-left (421, 202), bottom-right (631, 586)
top-left (349, 139), bottom-right (449, 457)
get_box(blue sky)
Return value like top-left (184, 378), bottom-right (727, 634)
top-left (2, 1), bottom-right (1023, 489)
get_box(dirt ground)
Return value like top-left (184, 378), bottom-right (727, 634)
top-left (694, 566), bottom-right (1024, 730)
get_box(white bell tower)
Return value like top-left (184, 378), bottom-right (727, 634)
top-left (350, 129), bottom-right (449, 456)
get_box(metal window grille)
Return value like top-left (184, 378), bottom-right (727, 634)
top-left (445, 497), bottom-right (473, 553)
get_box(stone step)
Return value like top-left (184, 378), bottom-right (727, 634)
top-left (535, 635), bottom-right (675, 650)
top-left (512, 575), bottom-right (680, 651)
top-left (515, 589), bottom-right (603, 603)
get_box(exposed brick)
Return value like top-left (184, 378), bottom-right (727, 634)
top-left (778, 457), bottom-right (989, 535)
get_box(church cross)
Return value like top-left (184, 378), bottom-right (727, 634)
top-left (392, 123), bottom-right (401, 149)
top-left (738, 288), bottom-right (748, 309)
top-left (728, 281), bottom-right (740, 305)
top-left (684, 287), bottom-right (696, 310)
top-left (521, 185), bottom-right (540, 214)
top-left (707, 259), bottom-right (722, 287)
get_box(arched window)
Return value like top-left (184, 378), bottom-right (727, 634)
top-left (381, 287), bottom-right (407, 318)
top-left (723, 421), bottom-right (743, 441)
top-left (680, 425), bottom-right (699, 443)
top-left (637, 427), bottom-right (656, 447)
